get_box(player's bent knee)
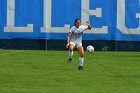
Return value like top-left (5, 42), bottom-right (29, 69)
top-left (69, 47), bottom-right (73, 51)
top-left (69, 45), bottom-right (74, 52)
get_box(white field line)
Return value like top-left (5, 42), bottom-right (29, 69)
top-left (0, 50), bottom-right (24, 56)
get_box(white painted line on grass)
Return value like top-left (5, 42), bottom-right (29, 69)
top-left (0, 50), bottom-right (24, 56)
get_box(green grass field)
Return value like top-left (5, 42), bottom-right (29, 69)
top-left (0, 49), bottom-right (140, 93)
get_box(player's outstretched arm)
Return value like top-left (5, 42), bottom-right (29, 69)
top-left (86, 21), bottom-right (91, 30)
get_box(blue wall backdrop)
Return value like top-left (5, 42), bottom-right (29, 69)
top-left (0, 0), bottom-right (140, 41)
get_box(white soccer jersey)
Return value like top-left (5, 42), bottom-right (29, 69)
top-left (69, 25), bottom-right (88, 42)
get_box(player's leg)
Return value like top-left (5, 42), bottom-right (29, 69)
top-left (67, 42), bottom-right (75, 63)
top-left (77, 45), bottom-right (84, 70)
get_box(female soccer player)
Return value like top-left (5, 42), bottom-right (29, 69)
top-left (66, 18), bottom-right (91, 70)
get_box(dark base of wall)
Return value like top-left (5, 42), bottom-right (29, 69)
top-left (0, 39), bottom-right (140, 51)
top-left (0, 39), bottom-right (45, 50)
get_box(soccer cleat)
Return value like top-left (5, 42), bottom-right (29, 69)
top-left (67, 58), bottom-right (72, 63)
top-left (78, 66), bottom-right (83, 70)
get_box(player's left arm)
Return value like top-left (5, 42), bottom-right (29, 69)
top-left (82, 21), bottom-right (91, 31)
top-left (86, 21), bottom-right (91, 30)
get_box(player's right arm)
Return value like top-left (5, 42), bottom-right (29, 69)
top-left (66, 32), bottom-right (72, 48)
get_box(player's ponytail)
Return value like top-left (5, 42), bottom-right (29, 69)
top-left (74, 18), bottom-right (80, 25)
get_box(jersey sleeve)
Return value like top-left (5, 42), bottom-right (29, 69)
top-left (69, 26), bottom-right (74, 33)
top-left (81, 25), bottom-right (88, 30)
top-left (69, 29), bottom-right (72, 33)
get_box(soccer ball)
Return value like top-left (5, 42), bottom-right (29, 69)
top-left (86, 45), bottom-right (94, 53)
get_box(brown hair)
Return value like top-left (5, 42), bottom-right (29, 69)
top-left (74, 18), bottom-right (80, 25)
